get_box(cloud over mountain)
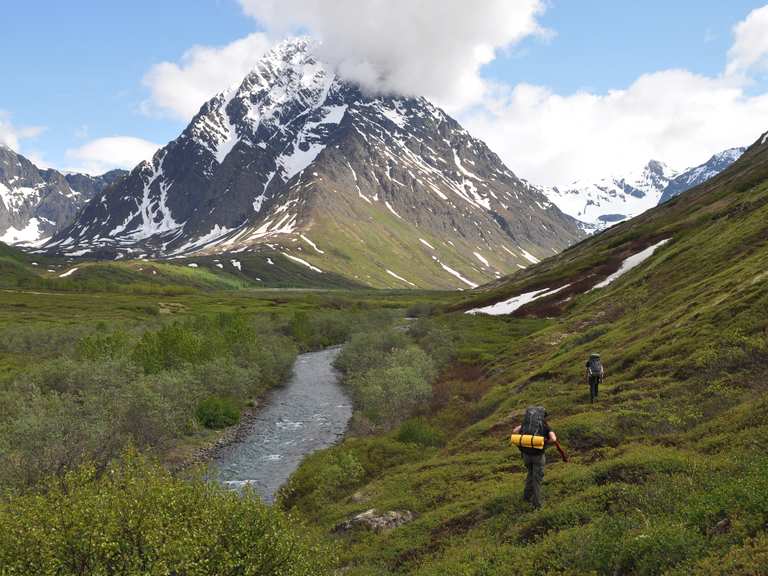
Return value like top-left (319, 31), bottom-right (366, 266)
top-left (238, 0), bottom-right (547, 111)
top-left (461, 4), bottom-right (768, 186)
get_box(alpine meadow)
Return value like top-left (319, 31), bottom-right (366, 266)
top-left (2, 2), bottom-right (768, 575)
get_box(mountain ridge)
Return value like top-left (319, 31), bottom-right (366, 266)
top-left (0, 145), bottom-right (126, 246)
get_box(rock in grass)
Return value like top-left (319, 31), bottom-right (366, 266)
top-left (334, 509), bottom-right (415, 533)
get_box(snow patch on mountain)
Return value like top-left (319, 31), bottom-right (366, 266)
top-left (284, 253), bottom-right (323, 273)
top-left (466, 285), bottom-right (570, 316)
top-left (0, 217), bottom-right (47, 245)
top-left (439, 261), bottom-right (478, 288)
top-left (386, 269), bottom-right (416, 287)
top-left (591, 239), bottom-right (671, 290)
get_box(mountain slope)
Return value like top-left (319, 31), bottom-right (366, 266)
top-left (0, 145), bottom-right (126, 245)
top-left (658, 146), bottom-right (745, 204)
top-left (46, 38), bottom-right (583, 289)
top-left (284, 130), bottom-right (768, 573)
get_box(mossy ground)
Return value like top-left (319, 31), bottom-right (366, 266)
top-left (281, 144), bottom-right (768, 574)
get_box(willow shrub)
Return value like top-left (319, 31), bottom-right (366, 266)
top-left (0, 453), bottom-right (331, 576)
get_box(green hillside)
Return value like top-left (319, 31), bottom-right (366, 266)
top-left (0, 244), bottom-right (364, 292)
top-left (280, 134), bottom-right (768, 574)
top-left (1, 132), bottom-right (767, 573)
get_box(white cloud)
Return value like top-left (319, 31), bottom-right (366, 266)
top-left (142, 33), bottom-right (272, 121)
top-left (462, 72), bottom-right (768, 186)
top-left (66, 137), bottom-right (160, 175)
top-left (238, 0), bottom-right (547, 111)
top-left (726, 4), bottom-right (768, 77)
top-left (459, 5), bottom-right (768, 186)
top-left (0, 111), bottom-right (45, 152)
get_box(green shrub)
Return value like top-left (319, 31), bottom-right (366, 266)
top-left (557, 412), bottom-right (620, 450)
top-left (334, 330), bottom-right (410, 375)
top-left (397, 418), bottom-right (445, 447)
top-left (195, 396), bottom-right (240, 429)
top-left (132, 322), bottom-right (209, 374)
top-left (406, 302), bottom-right (435, 318)
top-left (614, 521), bottom-right (706, 576)
top-left (76, 330), bottom-right (132, 361)
top-left (351, 362), bottom-right (433, 425)
top-left (0, 453), bottom-right (331, 575)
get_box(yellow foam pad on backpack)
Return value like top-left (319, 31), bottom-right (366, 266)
top-left (510, 433), bottom-right (545, 449)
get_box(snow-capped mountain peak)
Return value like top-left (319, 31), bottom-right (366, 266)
top-left (44, 37), bottom-right (583, 289)
top-left (540, 147), bottom-right (745, 232)
top-left (0, 146), bottom-right (126, 245)
top-left (658, 147), bottom-right (746, 204)
top-left (542, 160), bottom-right (678, 230)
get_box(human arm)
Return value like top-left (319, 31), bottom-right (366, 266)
top-left (512, 425), bottom-right (522, 434)
top-left (547, 430), bottom-right (557, 444)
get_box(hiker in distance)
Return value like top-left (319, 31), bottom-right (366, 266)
top-left (511, 406), bottom-right (558, 509)
top-left (586, 353), bottom-right (604, 403)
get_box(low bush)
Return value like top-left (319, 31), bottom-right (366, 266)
top-left (0, 453), bottom-right (330, 575)
top-left (334, 329), bottom-right (410, 375)
top-left (195, 396), bottom-right (240, 429)
top-left (397, 418), bottom-right (446, 447)
top-left (0, 313), bottom-right (298, 489)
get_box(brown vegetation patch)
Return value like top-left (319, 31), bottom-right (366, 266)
top-left (431, 363), bottom-right (490, 409)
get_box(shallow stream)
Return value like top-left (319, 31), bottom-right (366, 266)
top-left (213, 347), bottom-right (352, 502)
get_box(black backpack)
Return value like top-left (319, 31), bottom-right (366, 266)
top-left (587, 356), bottom-right (603, 376)
top-left (520, 406), bottom-right (547, 453)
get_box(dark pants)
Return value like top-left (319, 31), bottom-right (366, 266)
top-left (522, 452), bottom-right (546, 508)
top-left (589, 375), bottom-right (600, 402)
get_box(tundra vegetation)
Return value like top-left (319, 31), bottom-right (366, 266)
top-left (1, 143), bottom-right (768, 574)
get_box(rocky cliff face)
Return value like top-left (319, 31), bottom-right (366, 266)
top-left (47, 38), bottom-right (584, 288)
top-left (0, 145), bottom-right (126, 246)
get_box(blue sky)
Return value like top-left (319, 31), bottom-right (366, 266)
top-left (2, 1), bottom-right (768, 183)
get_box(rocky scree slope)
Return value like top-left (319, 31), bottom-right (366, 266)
top-left (46, 38), bottom-right (583, 289)
top-left (0, 145), bottom-right (125, 246)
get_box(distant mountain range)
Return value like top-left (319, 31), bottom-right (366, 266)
top-left (42, 38), bottom-right (584, 289)
top-left (0, 145), bottom-right (126, 246)
top-left (540, 147), bottom-right (745, 231)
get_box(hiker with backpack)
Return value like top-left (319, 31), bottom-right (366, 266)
top-left (511, 406), bottom-right (559, 509)
top-left (586, 353), bottom-right (604, 403)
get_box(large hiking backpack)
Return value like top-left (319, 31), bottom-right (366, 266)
top-left (587, 355), bottom-right (603, 377)
top-left (519, 406), bottom-right (547, 454)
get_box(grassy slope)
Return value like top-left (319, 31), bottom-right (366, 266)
top-left (0, 242), bottom-right (365, 292)
top-left (292, 199), bottom-right (504, 290)
top-left (283, 138), bottom-right (768, 574)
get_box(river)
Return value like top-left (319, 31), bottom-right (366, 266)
top-left (212, 347), bottom-right (352, 502)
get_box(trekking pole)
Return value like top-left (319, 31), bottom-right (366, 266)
top-left (554, 440), bottom-right (569, 462)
